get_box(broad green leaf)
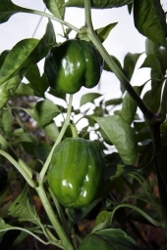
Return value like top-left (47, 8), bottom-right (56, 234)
top-left (78, 228), bottom-right (140, 250)
top-left (121, 85), bottom-right (143, 124)
top-left (34, 99), bottom-right (60, 127)
top-left (93, 115), bottom-right (137, 164)
top-left (0, 0), bottom-right (26, 24)
top-left (65, 0), bottom-right (133, 9)
top-left (80, 93), bottom-right (102, 106)
top-left (140, 55), bottom-right (162, 74)
top-left (123, 53), bottom-right (141, 81)
top-left (8, 186), bottom-right (42, 226)
top-left (134, 0), bottom-right (166, 46)
top-left (96, 22), bottom-right (118, 43)
top-left (43, 0), bottom-right (65, 19)
top-left (0, 19), bottom-right (55, 85)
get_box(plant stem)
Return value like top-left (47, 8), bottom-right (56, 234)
top-left (84, 0), bottom-right (156, 122)
top-left (16, 7), bottom-right (80, 34)
top-left (36, 185), bottom-right (74, 250)
top-left (0, 149), bottom-right (36, 188)
top-left (156, 78), bottom-right (167, 123)
top-left (40, 94), bottom-right (73, 182)
top-left (150, 123), bottom-right (167, 238)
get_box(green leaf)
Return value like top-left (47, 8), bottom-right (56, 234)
top-left (134, 0), bottom-right (166, 46)
top-left (34, 99), bottom-right (60, 127)
top-left (93, 115), bottom-right (137, 165)
top-left (8, 186), bottom-right (42, 227)
top-left (105, 98), bottom-right (122, 106)
top-left (25, 65), bottom-right (49, 97)
top-left (140, 55), bottom-right (162, 73)
top-left (160, 242), bottom-right (167, 250)
top-left (80, 93), bottom-right (102, 106)
top-left (78, 228), bottom-right (140, 250)
top-left (96, 23), bottom-right (118, 43)
top-left (0, 50), bottom-right (9, 68)
top-left (0, 75), bottom-right (21, 109)
top-left (123, 53), bottom-right (141, 82)
top-left (121, 85), bottom-right (143, 124)
top-left (0, 19), bottom-right (55, 86)
top-left (44, 122), bottom-right (60, 141)
top-left (15, 82), bottom-right (35, 96)
top-left (0, 0), bottom-right (26, 24)
top-left (34, 142), bottom-right (52, 163)
top-left (94, 211), bottom-right (111, 230)
top-left (43, 0), bottom-right (65, 19)
top-left (104, 55), bottom-right (122, 72)
top-left (0, 108), bottom-right (12, 136)
top-left (65, 0), bottom-right (133, 9)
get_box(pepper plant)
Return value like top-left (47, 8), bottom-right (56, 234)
top-left (0, 0), bottom-right (167, 249)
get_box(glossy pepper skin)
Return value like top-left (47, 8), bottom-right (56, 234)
top-left (47, 138), bottom-right (105, 208)
top-left (44, 39), bottom-right (103, 94)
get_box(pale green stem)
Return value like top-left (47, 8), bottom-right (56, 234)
top-left (36, 185), bottom-right (74, 250)
top-left (0, 133), bottom-right (33, 178)
top-left (0, 149), bottom-right (36, 188)
top-left (39, 94), bottom-right (73, 182)
top-left (15, 7), bottom-right (80, 33)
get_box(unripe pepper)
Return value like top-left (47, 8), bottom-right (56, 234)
top-left (44, 39), bottom-right (103, 94)
top-left (47, 138), bottom-right (105, 208)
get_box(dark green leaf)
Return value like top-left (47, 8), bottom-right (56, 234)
top-left (43, 0), bottom-right (65, 19)
top-left (160, 242), bottom-right (167, 250)
top-left (140, 55), bottom-right (162, 73)
top-left (80, 93), bottom-right (102, 106)
top-left (134, 0), bottom-right (166, 46)
top-left (34, 142), bottom-right (52, 163)
top-left (25, 65), bottom-right (49, 97)
top-left (78, 228), bottom-right (140, 250)
top-left (0, 0), bottom-right (26, 24)
top-left (65, 0), bottom-right (133, 9)
top-left (93, 115), bottom-right (137, 165)
top-left (34, 99), bottom-right (60, 127)
top-left (123, 53), bottom-right (141, 81)
top-left (0, 50), bottom-right (9, 68)
top-left (96, 23), bottom-right (118, 43)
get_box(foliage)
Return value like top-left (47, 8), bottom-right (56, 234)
top-left (0, 0), bottom-right (167, 249)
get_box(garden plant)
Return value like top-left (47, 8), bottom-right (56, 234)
top-left (0, 0), bottom-right (167, 249)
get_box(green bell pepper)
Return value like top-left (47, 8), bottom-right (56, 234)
top-left (44, 39), bottom-right (103, 94)
top-left (47, 138), bottom-right (105, 208)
